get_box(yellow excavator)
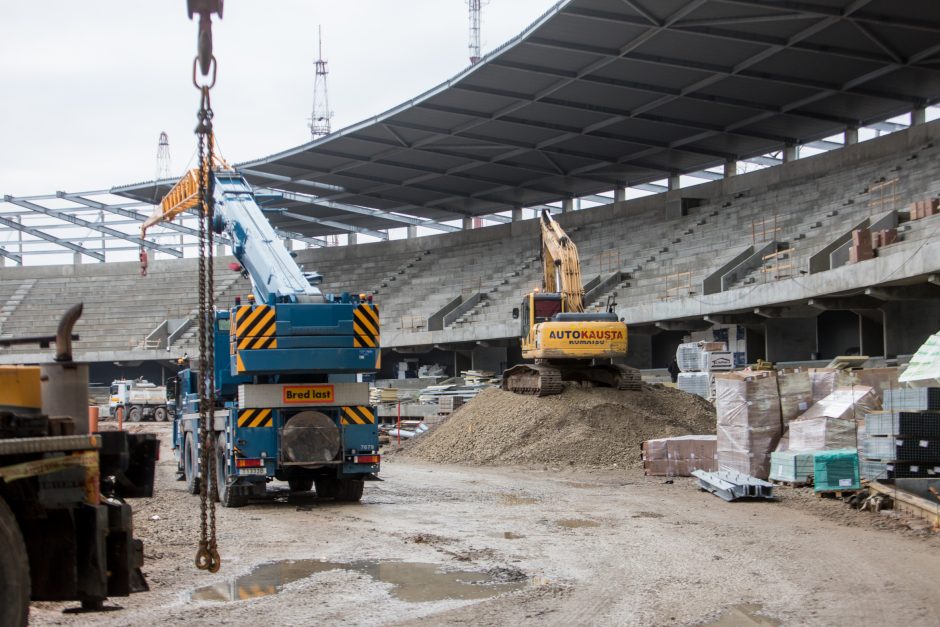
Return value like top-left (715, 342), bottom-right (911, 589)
top-left (502, 210), bottom-right (641, 396)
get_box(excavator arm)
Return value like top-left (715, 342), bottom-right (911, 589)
top-left (539, 209), bottom-right (584, 313)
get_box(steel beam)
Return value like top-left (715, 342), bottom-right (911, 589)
top-left (0, 214), bottom-right (104, 261)
top-left (3, 196), bottom-right (182, 258)
top-left (275, 210), bottom-right (388, 241)
top-left (0, 246), bottom-right (23, 265)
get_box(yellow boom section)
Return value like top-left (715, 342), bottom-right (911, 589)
top-left (141, 169), bottom-right (201, 238)
top-left (539, 210), bottom-right (584, 312)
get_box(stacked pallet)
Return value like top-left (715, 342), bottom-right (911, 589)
top-left (676, 341), bottom-right (732, 399)
top-left (849, 227), bottom-right (874, 263)
top-left (370, 387), bottom-right (401, 405)
top-left (861, 388), bottom-right (940, 480)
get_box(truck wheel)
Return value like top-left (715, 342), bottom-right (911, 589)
top-left (334, 479), bottom-right (365, 502)
top-left (184, 433), bottom-right (200, 495)
top-left (216, 438), bottom-right (247, 508)
top-left (288, 478), bottom-right (313, 492)
top-left (153, 407), bottom-right (167, 422)
top-left (314, 478), bottom-right (335, 499)
top-left (128, 405), bottom-right (142, 422)
top-left (0, 498), bottom-right (30, 627)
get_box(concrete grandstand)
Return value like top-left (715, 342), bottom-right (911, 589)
top-left (2, 0), bottom-right (940, 381)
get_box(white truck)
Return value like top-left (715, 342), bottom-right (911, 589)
top-left (109, 378), bottom-right (169, 422)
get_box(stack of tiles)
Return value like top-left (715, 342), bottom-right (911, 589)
top-left (861, 388), bottom-right (940, 480)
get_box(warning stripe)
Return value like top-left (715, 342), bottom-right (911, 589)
top-left (237, 335), bottom-right (278, 350)
top-left (235, 305), bottom-right (275, 339)
top-left (353, 303), bottom-right (380, 349)
top-left (237, 408), bottom-right (273, 428)
top-left (341, 406), bottom-right (375, 425)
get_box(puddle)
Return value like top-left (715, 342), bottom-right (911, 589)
top-left (191, 559), bottom-right (525, 603)
top-left (556, 518), bottom-right (600, 528)
top-left (631, 511), bottom-right (664, 519)
top-left (703, 604), bottom-right (780, 626)
top-left (500, 493), bottom-right (540, 505)
top-left (503, 531), bottom-right (525, 539)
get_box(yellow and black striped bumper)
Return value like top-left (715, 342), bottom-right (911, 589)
top-left (237, 408), bottom-right (273, 428)
top-left (341, 406), bottom-right (376, 425)
top-left (353, 303), bottom-right (380, 348)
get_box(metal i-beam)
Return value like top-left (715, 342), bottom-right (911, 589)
top-left (3, 196), bottom-right (182, 258)
top-left (0, 247), bottom-right (23, 265)
top-left (0, 214), bottom-right (104, 261)
top-left (250, 183), bottom-right (460, 233)
top-left (275, 211), bottom-right (389, 240)
top-left (59, 192), bottom-right (233, 246)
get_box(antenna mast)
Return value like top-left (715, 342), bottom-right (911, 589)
top-left (155, 131), bottom-right (172, 180)
top-left (468, 0), bottom-right (483, 64)
top-left (309, 25), bottom-right (333, 139)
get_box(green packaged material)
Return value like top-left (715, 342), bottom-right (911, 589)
top-left (769, 451), bottom-right (815, 484)
top-left (813, 449), bottom-right (860, 492)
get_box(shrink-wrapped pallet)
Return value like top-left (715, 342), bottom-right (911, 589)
top-left (789, 417), bottom-right (857, 451)
top-left (715, 371), bottom-right (781, 479)
top-left (642, 435), bottom-right (717, 476)
top-left (777, 370), bottom-right (813, 426)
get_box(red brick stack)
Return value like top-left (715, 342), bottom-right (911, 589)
top-left (910, 198), bottom-right (939, 220)
top-left (871, 227), bottom-right (898, 249)
top-left (849, 227), bottom-right (874, 263)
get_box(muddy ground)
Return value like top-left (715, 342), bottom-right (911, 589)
top-left (30, 423), bottom-right (940, 626)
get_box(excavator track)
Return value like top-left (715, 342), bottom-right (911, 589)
top-left (614, 364), bottom-right (643, 391)
top-left (501, 364), bottom-right (564, 397)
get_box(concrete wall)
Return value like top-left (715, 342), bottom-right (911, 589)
top-left (882, 300), bottom-right (940, 357)
top-left (765, 318), bottom-right (817, 362)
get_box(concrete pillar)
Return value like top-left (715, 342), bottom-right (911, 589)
top-left (882, 300), bottom-right (938, 357)
top-left (462, 216), bottom-right (473, 230)
top-left (614, 187), bottom-right (626, 203)
top-left (844, 127), bottom-right (859, 145)
top-left (511, 207), bottom-right (523, 222)
top-left (283, 237), bottom-right (293, 252)
top-left (216, 243), bottom-right (226, 257)
top-left (347, 232), bottom-right (357, 246)
top-left (764, 318), bottom-right (817, 362)
top-left (406, 224), bottom-right (418, 239)
top-left (912, 107), bottom-right (927, 126)
top-left (723, 160), bottom-right (737, 178)
top-left (73, 251), bottom-right (83, 265)
top-left (667, 174), bottom-right (681, 191)
top-left (783, 144), bottom-right (798, 163)
top-left (0, 255), bottom-right (5, 267)
top-left (562, 198), bottom-right (574, 213)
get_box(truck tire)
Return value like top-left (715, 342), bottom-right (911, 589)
top-left (216, 438), bottom-right (247, 508)
top-left (153, 406), bottom-right (167, 422)
top-left (0, 498), bottom-right (30, 627)
top-left (315, 478), bottom-right (364, 502)
top-left (288, 478), bottom-right (313, 492)
top-left (184, 433), bottom-right (200, 495)
top-left (128, 405), bottom-right (143, 422)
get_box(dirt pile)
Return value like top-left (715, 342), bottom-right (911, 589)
top-left (403, 383), bottom-right (716, 469)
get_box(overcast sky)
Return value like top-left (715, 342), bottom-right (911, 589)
top-left (0, 0), bottom-right (560, 196)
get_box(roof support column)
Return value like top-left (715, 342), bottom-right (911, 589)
top-left (562, 197), bottom-right (574, 213)
top-left (462, 216), bottom-right (473, 230)
top-left (844, 127), bottom-right (859, 146)
top-left (511, 207), bottom-right (523, 222)
top-left (615, 187), bottom-right (626, 203)
top-left (348, 232), bottom-right (357, 245)
top-left (73, 251), bottom-right (83, 265)
top-left (912, 107), bottom-right (927, 126)
top-left (407, 224), bottom-right (418, 239)
top-left (783, 144), bottom-right (798, 163)
top-left (667, 174), bottom-right (681, 191)
top-left (723, 160), bottom-right (738, 178)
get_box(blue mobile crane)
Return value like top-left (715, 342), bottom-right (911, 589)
top-left (144, 168), bottom-right (381, 508)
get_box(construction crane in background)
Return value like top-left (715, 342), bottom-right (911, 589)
top-left (467, 0), bottom-right (486, 64)
top-left (309, 25), bottom-right (333, 139)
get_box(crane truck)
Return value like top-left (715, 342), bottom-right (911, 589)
top-left (143, 168), bottom-right (381, 507)
top-left (502, 209), bottom-right (641, 396)
top-left (0, 304), bottom-right (157, 626)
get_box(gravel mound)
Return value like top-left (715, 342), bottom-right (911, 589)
top-left (403, 383), bottom-right (716, 469)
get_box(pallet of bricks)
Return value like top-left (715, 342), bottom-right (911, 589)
top-left (676, 341), bottom-right (733, 399)
top-left (861, 388), bottom-right (940, 481)
top-left (909, 197), bottom-right (939, 221)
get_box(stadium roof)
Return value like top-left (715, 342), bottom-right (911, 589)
top-left (114, 0), bottom-right (940, 237)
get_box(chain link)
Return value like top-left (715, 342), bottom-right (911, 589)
top-left (194, 85), bottom-right (220, 574)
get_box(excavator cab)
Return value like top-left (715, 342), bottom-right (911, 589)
top-left (518, 292), bottom-right (564, 339)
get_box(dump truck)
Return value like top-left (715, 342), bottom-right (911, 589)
top-left (0, 304), bottom-right (157, 626)
top-left (109, 378), bottom-right (170, 422)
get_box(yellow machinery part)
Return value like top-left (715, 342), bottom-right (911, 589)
top-left (0, 366), bottom-right (42, 411)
